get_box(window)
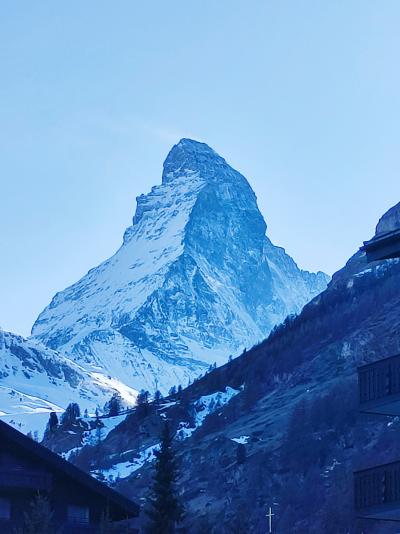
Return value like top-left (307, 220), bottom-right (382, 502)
top-left (67, 505), bottom-right (89, 524)
top-left (0, 498), bottom-right (10, 520)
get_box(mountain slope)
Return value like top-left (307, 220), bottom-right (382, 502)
top-left (32, 139), bottom-right (328, 393)
top-left (0, 329), bottom-right (137, 435)
top-left (56, 201), bottom-right (400, 533)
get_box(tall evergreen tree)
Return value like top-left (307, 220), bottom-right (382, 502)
top-left (48, 411), bottom-right (59, 432)
top-left (16, 494), bottom-right (57, 534)
top-left (146, 423), bottom-right (183, 534)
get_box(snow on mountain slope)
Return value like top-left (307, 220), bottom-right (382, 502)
top-left (0, 329), bottom-right (137, 435)
top-left (32, 139), bottom-right (329, 394)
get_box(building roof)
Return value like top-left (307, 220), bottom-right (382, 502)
top-left (360, 228), bottom-right (400, 261)
top-left (0, 419), bottom-right (139, 519)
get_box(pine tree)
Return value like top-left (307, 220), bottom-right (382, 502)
top-left (49, 411), bottom-right (59, 432)
top-left (137, 389), bottom-right (150, 417)
top-left (43, 411), bottom-right (59, 441)
top-left (60, 402), bottom-right (80, 428)
top-left (146, 423), bottom-right (183, 534)
top-left (106, 393), bottom-right (122, 416)
top-left (154, 390), bottom-right (163, 405)
top-left (16, 493), bottom-right (57, 534)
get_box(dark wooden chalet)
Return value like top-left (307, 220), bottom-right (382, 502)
top-left (0, 419), bottom-right (139, 532)
top-left (360, 228), bottom-right (400, 262)
top-left (354, 227), bottom-right (400, 521)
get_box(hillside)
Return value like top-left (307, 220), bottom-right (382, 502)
top-left (45, 203), bottom-right (400, 532)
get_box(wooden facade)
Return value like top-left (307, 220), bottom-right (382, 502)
top-left (360, 229), bottom-right (400, 262)
top-left (0, 420), bottom-right (139, 533)
top-left (355, 461), bottom-right (400, 521)
top-left (354, 224), bottom-right (400, 521)
top-left (358, 353), bottom-right (400, 415)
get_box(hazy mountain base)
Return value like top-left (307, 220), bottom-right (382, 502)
top-left (44, 243), bottom-right (400, 533)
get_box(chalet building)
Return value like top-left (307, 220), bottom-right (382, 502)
top-left (0, 419), bottom-right (139, 532)
top-left (354, 227), bottom-right (400, 522)
top-left (360, 227), bottom-right (400, 263)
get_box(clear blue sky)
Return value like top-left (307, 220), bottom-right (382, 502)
top-left (1, 1), bottom-right (399, 336)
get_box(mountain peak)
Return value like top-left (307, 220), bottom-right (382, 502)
top-left (32, 139), bottom-right (329, 395)
top-left (162, 138), bottom-right (226, 184)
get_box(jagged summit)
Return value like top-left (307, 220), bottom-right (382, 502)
top-left (162, 138), bottom-right (228, 184)
top-left (32, 141), bottom-right (329, 394)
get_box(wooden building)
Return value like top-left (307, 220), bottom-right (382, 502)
top-left (354, 226), bottom-right (400, 522)
top-left (0, 419), bottom-right (139, 532)
top-left (358, 353), bottom-right (400, 416)
top-left (360, 228), bottom-right (400, 262)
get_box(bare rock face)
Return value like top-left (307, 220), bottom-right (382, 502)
top-left (32, 139), bottom-right (329, 394)
top-left (376, 201), bottom-right (400, 235)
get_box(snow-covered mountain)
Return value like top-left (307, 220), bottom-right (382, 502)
top-left (0, 329), bottom-right (137, 435)
top-left (32, 139), bottom-right (329, 393)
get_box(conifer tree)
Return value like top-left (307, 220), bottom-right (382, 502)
top-left (49, 411), bottom-right (59, 432)
top-left (16, 494), bottom-right (57, 534)
top-left (43, 411), bottom-right (59, 441)
top-left (60, 402), bottom-right (80, 428)
top-left (154, 390), bottom-right (163, 405)
top-left (107, 393), bottom-right (122, 416)
top-left (146, 423), bottom-right (183, 534)
top-left (137, 389), bottom-right (150, 417)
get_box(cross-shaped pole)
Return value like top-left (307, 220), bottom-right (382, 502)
top-left (266, 506), bottom-right (274, 533)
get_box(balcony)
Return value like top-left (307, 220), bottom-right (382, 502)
top-left (361, 229), bottom-right (400, 262)
top-left (355, 461), bottom-right (400, 521)
top-left (0, 469), bottom-right (52, 491)
top-left (358, 354), bottom-right (400, 416)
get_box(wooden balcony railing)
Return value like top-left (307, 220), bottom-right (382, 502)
top-left (355, 461), bottom-right (400, 518)
top-left (358, 354), bottom-right (400, 415)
